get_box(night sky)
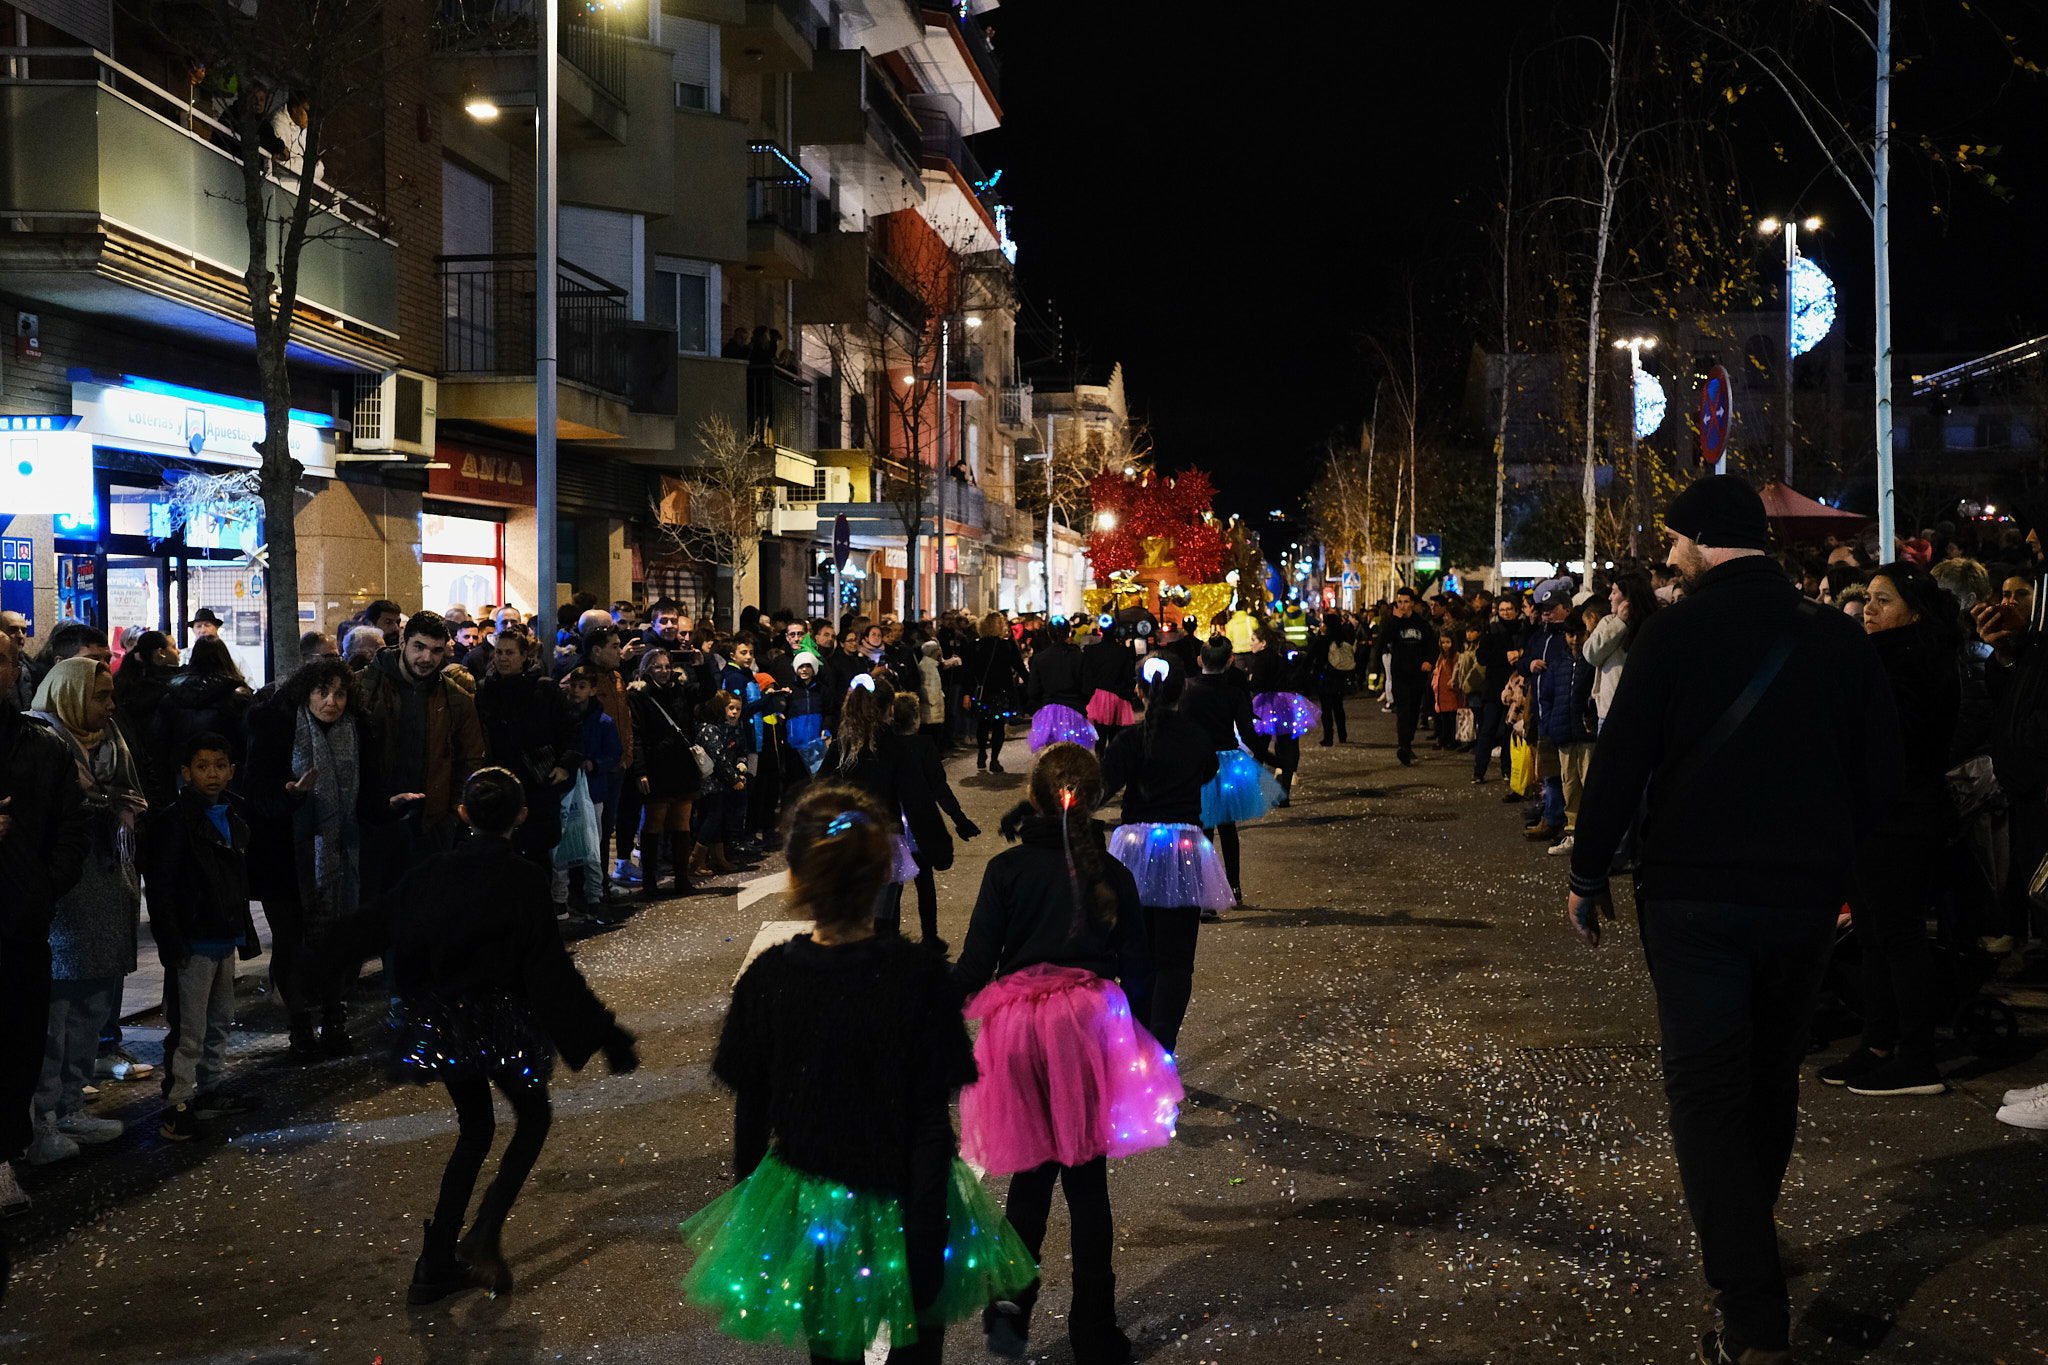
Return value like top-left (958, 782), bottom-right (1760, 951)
top-left (982, 0), bottom-right (2048, 521)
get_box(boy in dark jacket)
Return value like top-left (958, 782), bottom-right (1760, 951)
top-left (558, 667), bottom-right (626, 914)
top-left (146, 731), bottom-right (264, 1141)
top-left (1518, 579), bottom-right (1578, 842)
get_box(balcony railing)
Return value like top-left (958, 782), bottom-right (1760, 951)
top-left (907, 95), bottom-right (986, 186)
top-left (440, 254), bottom-right (628, 395)
top-left (863, 55), bottom-right (924, 176)
top-left (999, 384), bottom-right (1031, 429)
top-left (431, 0), bottom-right (628, 106)
top-left (747, 143), bottom-right (817, 237)
top-left (945, 342), bottom-right (984, 386)
top-left (925, 7), bottom-right (1000, 100)
top-left (868, 256), bottom-right (930, 333)
top-left (747, 364), bottom-right (815, 453)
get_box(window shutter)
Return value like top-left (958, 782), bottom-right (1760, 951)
top-left (442, 160), bottom-right (495, 257)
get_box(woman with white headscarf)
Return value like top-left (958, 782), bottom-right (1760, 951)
top-left (25, 657), bottom-right (148, 1165)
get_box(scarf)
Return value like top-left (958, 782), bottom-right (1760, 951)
top-left (291, 702), bottom-right (361, 928)
top-left (32, 656), bottom-right (109, 748)
top-left (30, 705), bottom-right (144, 871)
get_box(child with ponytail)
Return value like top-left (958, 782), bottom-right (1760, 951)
top-left (681, 783), bottom-right (1032, 1364)
top-left (953, 742), bottom-right (1182, 1364)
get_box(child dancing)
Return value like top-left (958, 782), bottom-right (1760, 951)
top-left (682, 784), bottom-right (1033, 1363)
top-left (954, 742), bottom-right (1180, 1364)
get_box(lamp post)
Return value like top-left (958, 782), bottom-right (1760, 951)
top-left (1023, 414), bottom-right (1054, 614)
top-left (1757, 215), bottom-right (1820, 486)
top-left (1611, 335), bottom-right (1657, 559)
top-left (535, 0), bottom-right (560, 621)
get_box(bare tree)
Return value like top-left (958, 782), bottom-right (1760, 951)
top-left (651, 415), bottom-right (765, 621)
top-left (129, 0), bottom-right (392, 679)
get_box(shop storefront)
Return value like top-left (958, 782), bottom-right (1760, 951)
top-left (423, 439), bottom-right (530, 616)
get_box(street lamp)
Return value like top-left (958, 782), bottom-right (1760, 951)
top-left (1611, 336), bottom-right (1660, 558)
top-left (1758, 214), bottom-right (1823, 485)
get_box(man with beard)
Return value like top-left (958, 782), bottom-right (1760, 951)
top-left (359, 611), bottom-right (485, 891)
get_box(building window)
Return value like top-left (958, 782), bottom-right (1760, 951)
top-left (788, 466), bottom-right (829, 505)
top-left (422, 512), bottom-right (505, 616)
top-left (653, 257), bottom-right (719, 355)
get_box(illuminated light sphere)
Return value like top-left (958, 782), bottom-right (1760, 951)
top-left (1789, 255), bottom-right (1837, 357)
top-left (1633, 368), bottom-right (1667, 439)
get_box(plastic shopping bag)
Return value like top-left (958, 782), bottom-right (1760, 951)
top-left (1508, 734), bottom-right (1534, 798)
top-left (554, 770), bottom-right (602, 870)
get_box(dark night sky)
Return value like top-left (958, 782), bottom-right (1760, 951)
top-left (979, 0), bottom-right (2048, 520)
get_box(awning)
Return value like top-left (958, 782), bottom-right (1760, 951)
top-left (1759, 479), bottom-right (1869, 542)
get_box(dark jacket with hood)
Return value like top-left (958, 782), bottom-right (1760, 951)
top-left (1100, 712), bottom-right (1221, 826)
top-left (0, 706), bottom-right (91, 941)
top-left (144, 785), bottom-right (260, 963)
top-left (1179, 670), bottom-right (1269, 760)
top-left (1569, 555), bottom-right (1901, 909)
top-left (953, 810), bottom-right (1151, 996)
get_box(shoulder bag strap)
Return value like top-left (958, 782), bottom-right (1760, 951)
top-left (1663, 598), bottom-right (1821, 794)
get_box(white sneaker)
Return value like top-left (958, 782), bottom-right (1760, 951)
top-left (1547, 834), bottom-right (1576, 857)
top-left (1996, 1093), bottom-right (2048, 1130)
top-left (2001, 1079), bottom-right (2048, 1107)
top-left (94, 1049), bottom-right (154, 1082)
top-left (56, 1112), bottom-right (125, 1144)
top-left (26, 1116), bottom-right (79, 1166)
top-left (81, 1083), bottom-right (99, 1101)
top-left (0, 1159), bottom-right (29, 1216)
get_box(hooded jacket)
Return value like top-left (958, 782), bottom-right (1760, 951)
top-left (144, 786), bottom-right (260, 962)
top-left (0, 707), bottom-right (90, 941)
top-left (953, 811), bottom-right (1151, 996)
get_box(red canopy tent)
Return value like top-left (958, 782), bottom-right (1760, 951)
top-left (1758, 479), bottom-right (1870, 544)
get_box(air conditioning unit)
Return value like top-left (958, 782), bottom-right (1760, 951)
top-left (350, 370), bottom-right (437, 457)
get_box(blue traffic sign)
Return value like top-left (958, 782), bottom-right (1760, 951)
top-left (1413, 534), bottom-right (1442, 558)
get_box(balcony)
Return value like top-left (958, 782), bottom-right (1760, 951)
top-left (793, 231), bottom-right (929, 350)
top-left (430, 0), bottom-right (628, 141)
top-left (998, 384), bottom-right (1032, 435)
top-left (0, 50), bottom-right (398, 369)
top-left (747, 364), bottom-right (816, 454)
top-left (729, 0), bottom-right (817, 75)
top-left (915, 7), bottom-right (1000, 133)
top-left (944, 341), bottom-right (984, 397)
top-left (745, 142), bottom-right (817, 279)
top-left (436, 254), bottom-right (636, 439)
top-left (907, 95), bottom-right (999, 249)
top-left (793, 49), bottom-right (926, 218)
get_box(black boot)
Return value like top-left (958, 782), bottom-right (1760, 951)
top-left (1069, 1273), bottom-right (1132, 1364)
top-left (638, 833), bottom-right (664, 903)
top-left (319, 1006), bottom-right (353, 1058)
top-left (670, 832), bottom-right (695, 896)
top-left (983, 1278), bottom-right (1037, 1359)
top-left (407, 1217), bottom-right (475, 1305)
top-left (285, 1014), bottom-right (320, 1064)
top-left (456, 1185), bottom-right (514, 1296)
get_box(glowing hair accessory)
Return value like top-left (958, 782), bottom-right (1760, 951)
top-left (1097, 613), bottom-right (1114, 630)
top-left (848, 673), bottom-right (875, 693)
top-left (1140, 656), bottom-right (1172, 685)
top-left (824, 810), bottom-right (869, 839)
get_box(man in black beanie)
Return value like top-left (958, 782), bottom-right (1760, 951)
top-left (1564, 475), bottom-right (1902, 1365)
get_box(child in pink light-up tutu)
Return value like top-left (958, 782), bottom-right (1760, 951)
top-left (953, 742), bottom-right (1178, 1365)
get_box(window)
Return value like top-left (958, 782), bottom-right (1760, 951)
top-left (422, 513), bottom-right (505, 615)
top-left (788, 466), bottom-right (829, 504)
top-left (653, 257), bottom-right (719, 355)
top-left (671, 17), bottom-right (718, 111)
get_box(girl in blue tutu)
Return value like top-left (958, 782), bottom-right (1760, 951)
top-left (682, 783), bottom-right (1034, 1363)
top-left (1179, 639), bottom-right (1283, 908)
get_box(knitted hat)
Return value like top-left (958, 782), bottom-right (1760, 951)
top-left (920, 639), bottom-right (939, 657)
top-left (793, 650), bottom-right (823, 673)
top-left (1663, 476), bottom-right (1772, 551)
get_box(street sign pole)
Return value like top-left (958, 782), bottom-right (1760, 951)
top-left (832, 512), bottom-right (850, 627)
top-left (1699, 365), bottom-right (1733, 476)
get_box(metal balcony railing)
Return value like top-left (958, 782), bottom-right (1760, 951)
top-left (868, 256), bottom-right (930, 332)
top-left (945, 342), bottom-right (984, 386)
top-left (439, 254), bottom-right (628, 395)
top-left (747, 143), bottom-right (817, 237)
top-left (929, 7), bottom-right (1001, 99)
top-left (430, 0), bottom-right (627, 106)
top-left (862, 55), bottom-right (924, 175)
top-left (747, 365), bottom-right (814, 453)
top-left (999, 384), bottom-right (1031, 429)
top-left (907, 94), bottom-right (987, 193)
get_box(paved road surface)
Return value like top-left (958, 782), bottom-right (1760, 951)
top-left (4, 705), bottom-right (2044, 1364)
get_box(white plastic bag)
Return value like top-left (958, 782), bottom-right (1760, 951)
top-left (554, 770), bottom-right (602, 870)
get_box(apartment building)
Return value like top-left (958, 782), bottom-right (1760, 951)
top-left (0, 0), bottom-right (1035, 674)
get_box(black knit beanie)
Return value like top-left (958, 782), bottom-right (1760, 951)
top-left (1663, 476), bottom-right (1772, 551)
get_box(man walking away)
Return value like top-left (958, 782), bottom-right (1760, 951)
top-left (1566, 477), bottom-right (1901, 1365)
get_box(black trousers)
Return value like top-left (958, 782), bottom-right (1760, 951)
top-left (1002, 1156), bottom-right (1114, 1316)
top-left (264, 900), bottom-right (347, 1026)
top-left (1272, 734), bottom-right (1299, 797)
top-left (1391, 688), bottom-right (1423, 754)
top-left (1471, 699), bottom-right (1509, 780)
top-left (1207, 823), bottom-right (1240, 894)
top-left (0, 935), bottom-right (51, 1160)
top-left (1639, 900), bottom-right (1836, 1354)
top-left (430, 1072), bottom-right (553, 1257)
top-left (1145, 906), bottom-right (1201, 1055)
top-left (1317, 692), bottom-right (1349, 743)
top-left (977, 718), bottom-right (1009, 766)
top-left (1851, 831), bottom-right (1944, 1056)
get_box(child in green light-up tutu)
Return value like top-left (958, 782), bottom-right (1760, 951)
top-left (681, 783), bottom-right (1034, 1364)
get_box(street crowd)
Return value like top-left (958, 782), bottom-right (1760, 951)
top-left (0, 477), bottom-right (2044, 1364)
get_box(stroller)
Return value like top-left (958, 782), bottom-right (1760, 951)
top-left (1813, 756), bottom-right (2020, 1056)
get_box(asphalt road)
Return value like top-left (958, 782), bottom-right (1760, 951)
top-left (4, 703), bottom-right (2045, 1365)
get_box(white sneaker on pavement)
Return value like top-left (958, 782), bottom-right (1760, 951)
top-left (1546, 834), bottom-right (1576, 856)
top-left (94, 1048), bottom-right (154, 1082)
top-left (26, 1116), bottom-right (79, 1166)
top-left (56, 1112), bottom-right (125, 1144)
top-left (2001, 1079), bottom-right (2048, 1107)
top-left (0, 1159), bottom-right (30, 1216)
top-left (1996, 1093), bottom-right (2048, 1130)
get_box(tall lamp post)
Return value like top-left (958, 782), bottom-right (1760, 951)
top-left (1023, 413), bottom-right (1054, 614)
top-left (1757, 215), bottom-right (1821, 486)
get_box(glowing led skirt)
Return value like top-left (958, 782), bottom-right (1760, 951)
top-left (387, 993), bottom-right (552, 1088)
top-left (1107, 822), bottom-right (1234, 912)
top-left (1084, 688), bottom-right (1136, 728)
top-left (960, 963), bottom-right (1182, 1175)
top-left (890, 829), bottom-right (919, 885)
top-left (1198, 748), bottom-right (1284, 828)
top-left (1028, 702), bottom-right (1097, 752)
top-left (1252, 691), bottom-right (1322, 740)
top-left (679, 1151), bottom-right (1035, 1357)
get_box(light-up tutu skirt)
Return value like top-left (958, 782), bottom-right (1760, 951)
top-left (1084, 688), bottom-right (1136, 728)
top-left (680, 1151), bottom-right (1036, 1357)
top-left (890, 819), bottom-right (920, 884)
top-left (387, 992), bottom-right (552, 1089)
top-left (960, 963), bottom-right (1182, 1175)
top-left (1107, 823), bottom-right (1234, 912)
top-left (1252, 691), bottom-right (1321, 740)
top-left (1198, 748), bottom-right (1284, 828)
top-left (1029, 702), bottom-right (1097, 752)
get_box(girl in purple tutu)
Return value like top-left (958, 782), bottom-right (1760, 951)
top-left (1247, 625), bottom-right (1319, 807)
top-left (954, 742), bottom-right (1179, 1364)
top-left (1025, 617), bottom-right (1097, 752)
top-left (1098, 659), bottom-right (1229, 1056)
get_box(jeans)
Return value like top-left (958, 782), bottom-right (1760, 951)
top-left (1, 935), bottom-right (52, 1158)
top-left (1471, 699), bottom-right (1508, 780)
top-left (1392, 688), bottom-right (1422, 754)
top-left (1317, 692), bottom-right (1349, 743)
top-left (431, 1072), bottom-right (553, 1255)
top-left (1638, 900), bottom-right (1837, 1354)
top-left (1002, 1156), bottom-right (1114, 1317)
top-left (161, 950), bottom-right (237, 1106)
top-left (692, 786), bottom-right (749, 845)
top-left (1538, 774), bottom-right (1565, 827)
top-left (1145, 906), bottom-right (1201, 1055)
top-left (36, 976), bottom-right (121, 1118)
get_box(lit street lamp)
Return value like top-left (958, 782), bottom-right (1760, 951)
top-left (1758, 215), bottom-right (1828, 485)
top-left (1611, 335), bottom-right (1660, 559)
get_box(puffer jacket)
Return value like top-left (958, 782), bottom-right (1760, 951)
top-left (154, 670), bottom-right (255, 776)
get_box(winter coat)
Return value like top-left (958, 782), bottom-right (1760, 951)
top-left (1524, 621), bottom-right (1586, 744)
top-left (894, 730), bottom-right (972, 872)
top-left (626, 679), bottom-right (705, 800)
top-left (1100, 712), bottom-right (1221, 827)
top-left (1583, 613), bottom-right (1630, 721)
top-left (1079, 637), bottom-right (1139, 703)
top-left (1867, 619), bottom-right (1962, 833)
top-left (584, 666), bottom-right (634, 771)
top-left (822, 727), bottom-right (910, 822)
top-left (965, 636), bottom-right (1026, 711)
top-left (1304, 627), bottom-right (1357, 695)
top-left (953, 812), bottom-right (1150, 995)
top-left (154, 670), bottom-right (255, 777)
top-left (574, 702), bottom-right (624, 801)
top-left (917, 657), bottom-right (945, 725)
top-left (356, 647), bottom-right (484, 825)
top-left (780, 674), bottom-right (840, 758)
top-left (40, 717), bottom-right (146, 981)
top-left (1451, 645), bottom-right (1484, 699)
top-left (1370, 613), bottom-right (1438, 696)
top-left (143, 786), bottom-right (259, 964)
top-left (113, 662), bottom-right (178, 804)
top-left (1026, 640), bottom-right (1087, 711)
top-left (239, 693), bottom-right (388, 911)
top-left (1432, 653), bottom-right (1466, 713)
top-left (1246, 647), bottom-right (1305, 697)
top-left (475, 668), bottom-right (584, 858)
top-left (717, 661), bottom-right (770, 752)
top-left (0, 707), bottom-right (91, 942)
top-left (697, 718), bottom-right (747, 791)
top-left (1478, 614), bottom-right (1531, 696)
top-left (1179, 671), bottom-right (1268, 760)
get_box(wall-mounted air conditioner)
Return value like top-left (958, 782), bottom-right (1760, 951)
top-left (350, 370), bottom-right (437, 458)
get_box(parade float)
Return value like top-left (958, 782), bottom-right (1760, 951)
top-left (1080, 467), bottom-right (1255, 628)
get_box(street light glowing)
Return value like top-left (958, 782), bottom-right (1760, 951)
top-left (965, 316), bottom-right (982, 329)
top-left (1802, 215), bottom-right (1823, 231)
top-left (1634, 369), bottom-right (1668, 439)
top-left (465, 97), bottom-right (500, 120)
top-left (1097, 511), bottom-right (1117, 530)
top-left (1789, 256), bottom-right (1837, 357)
top-left (1758, 217), bottom-right (1781, 236)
